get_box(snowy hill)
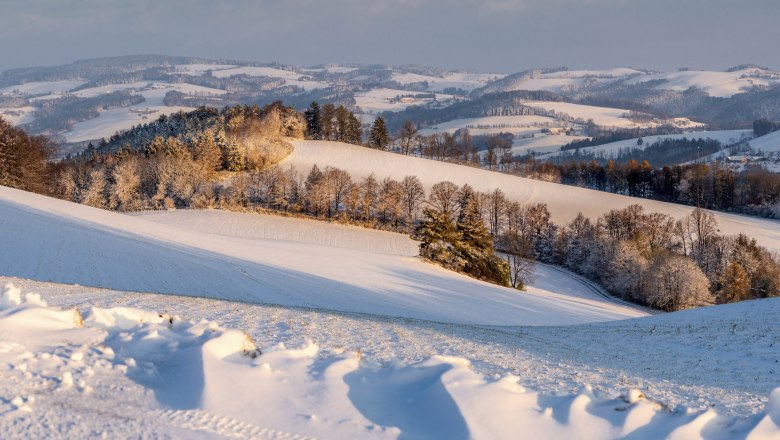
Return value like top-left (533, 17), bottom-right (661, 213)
top-left (0, 186), bottom-right (646, 326)
top-left (472, 68), bottom-right (645, 96)
top-left (750, 130), bottom-right (780, 153)
top-left (540, 129), bottom-right (753, 160)
top-left (626, 67), bottom-right (780, 98)
top-left (285, 141), bottom-right (780, 252)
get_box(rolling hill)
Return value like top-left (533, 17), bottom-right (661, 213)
top-left (0, 185), bottom-right (646, 326)
top-left (285, 140), bottom-right (780, 253)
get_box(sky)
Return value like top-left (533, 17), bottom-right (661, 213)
top-left (1, 0), bottom-right (779, 74)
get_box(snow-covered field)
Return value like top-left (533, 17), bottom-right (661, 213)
top-left (0, 80), bottom-right (85, 96)
top-left (417, 115), bottom-right (563, 136)
top-left (0, 279), bottom-right (777, 439)
top-left (522, 101), bottom-right (702, 129)
top-left (0, 183), bottom-right (778, 437)
top-left (510, 133), bottom-right (590, 155)
top-left (750, 130), bottom-right (780, 153)
top-left (286, 141), bottom-right (780, 253)
top-left (0, 186), bottom-right (645, 326)
top-left (476, 68), bottom-right (644, 95)
top-left (63, 82), bottom-right (226, 142)
top-left (355, 88), bottom-right (457, 113)
top-left (540, 129), bottom-right (754, 159)
top-left (390, 72), bottom-right (504, 92)
top-left (415, 115), bottom-right (588, 155)
top-left (0, 106), bottom-right (37, 125)
top-left (626, 67), bottom-right (780, 98)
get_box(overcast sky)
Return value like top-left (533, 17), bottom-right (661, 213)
top-left (2, 0), bottom-right (778, 74)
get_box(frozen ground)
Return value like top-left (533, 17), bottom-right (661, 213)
top-left (286, 141), bottom-right (780, 253)
top-left (0, 280), bottom-right (777, 439)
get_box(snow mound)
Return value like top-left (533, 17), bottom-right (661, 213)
top-left (0, 283), bottom-right (776, 439)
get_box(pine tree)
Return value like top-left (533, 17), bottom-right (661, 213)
top-left (222, 139), bottom-right (245, 172)
top-left (193, 129), bottom-right (222, 176)
top-left (368, 116), bottom-right (390, 150)
top-left (346, 113), bottom-right (363, 145)
top-left (304, 101), bottom-right (322, 140)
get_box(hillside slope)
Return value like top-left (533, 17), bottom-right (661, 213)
top-left (286, 141), bottom-right (780, 252)
top-left (0, 186), bottom-right (646, 326)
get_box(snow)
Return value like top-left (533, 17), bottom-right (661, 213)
top-left (541, 129), bottom-right (754, 159)
top-left (0, 281), bottom-right (777, 438)
top-left (355, 88), bottom-right (457, 113)
top-left (750, 130), bottom-right (780, 153)
top-left (323, 65), bottom-right (359, 74)
top-left (208, 66), bottom-right (330, 90)
top-left (0, 186), bottom-right (646, 326)
top-left (418, 115), bottom-right (562, 136)
top-left (626, 68), bottom-right (780, 98)
top-left (172, 63), bottom-right (237, 75)
top-left (511, 133), bottom-right (590, 155)
top-left (480, 68), bottom-right (644, 95)
top-left (210, 66), bottom-right (301, 80)
top-left (390, 72), bottom-right (503, 92)
top-left (64, 82), bottom-right (226, 142)
top-left (0, 80), bottom-right (85, 96)
top-left (71, 81), bottom-right (225, 99)
top-left (522, 100), bottom-right (702, 129)
top-left (0, 106), bottom-right (36, 125)
top-left (285, 140), bottom-right (780, 253)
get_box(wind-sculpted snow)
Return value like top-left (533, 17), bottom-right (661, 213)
top-left (0, 284), bottom-right (777, 439)
top-left (0, 186), bottom-right (645, 325)
top-left (286, 140), bottom-right (780, 253)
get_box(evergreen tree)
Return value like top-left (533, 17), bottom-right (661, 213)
top-left (368, 116), bottom-right (390, 150)
top-left (222, 139), bottom-right (245, 172)
top-left (193, 129), bottom-right (222, 176)
top-left (304, 101), bottom-right (322, 140)
top-left (346, 113), bottom-right (363, 145)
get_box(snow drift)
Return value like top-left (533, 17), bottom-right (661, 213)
top-left (0, 283), bottom-right (777, 439)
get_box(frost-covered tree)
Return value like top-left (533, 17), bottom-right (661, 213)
top-left (193, 129), bottom-right (222, 177)
top-left (646, 253), bottom-right (712, 311)
top-left (109, 157), bottom-right (142, 211)
top-left (79, 168), bottom-right (107, 208)
top-left (376, 177), bottom-right (404, 225)
top-left (718, 260), bottom-right (750, 303)
top-left (499, 231), bottom-right (535, 290)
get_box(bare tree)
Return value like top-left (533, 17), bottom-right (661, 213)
top-left (428, 181), bottom-right (460, 221)
top-left (401, 175), bottom-right (425, 224)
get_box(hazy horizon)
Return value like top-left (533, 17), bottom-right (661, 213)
top-left (2, 0), bottom-right (779, 74)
